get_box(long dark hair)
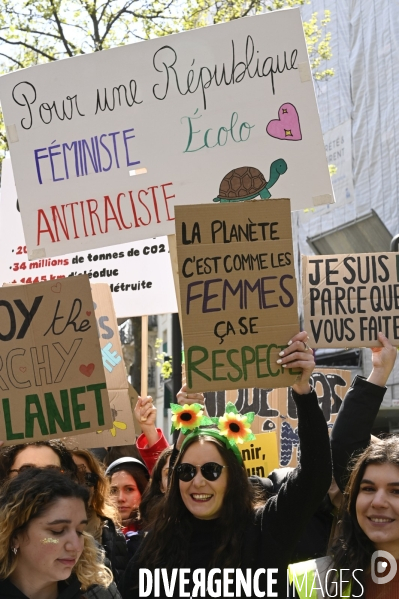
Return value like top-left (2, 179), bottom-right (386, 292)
top-left (71, 448), bottom-right (118, 521)
top-left (108, 462), bottom-right (149, 497)
top-left (0, 440), bottom-right (80, 483)
top-left (329, 437), bottom-right (399, 588)
top-left (139, 447), bottom-right (173, 526)
top-left (134, 435), bottom-right (256, 574)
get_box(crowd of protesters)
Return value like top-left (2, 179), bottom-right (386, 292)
top-left (0, 330), bottom-right (398, 598)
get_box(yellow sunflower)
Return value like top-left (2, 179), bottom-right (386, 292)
top-left (218, 412), bottom-right (253, 444)
top-left (170, 403), bottom-right (204, 434)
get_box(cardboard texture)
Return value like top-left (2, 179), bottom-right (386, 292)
top-left (240, 432), bottom-right (279, 477)
top-left (0, 159), bottom-right (177, 318)
top-left (175, 200), bottom-right (299, 392)
top-left (0, 275), bottom-right (112, 445)
top-left (0, 9), bottom-right (333, 259)
top-left (65, 284), bottom-right (135, 449)
top-left (303, 253), bottom-right (399, 347)
top-left (167, 234), bottom-right (183, 327)
top-left (129, 383), bottom-right (142, 436)
top-left (205, 368), bottom-right (351, 468)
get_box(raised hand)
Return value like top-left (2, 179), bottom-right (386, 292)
top-left (368, 332), bottom-right (397, 387)
top-left (134, 396), bottom-right (159, 447)
top-left (177, 384), bottom-right (205, 407)
top-left (277, 330), bottom-right (315, 395)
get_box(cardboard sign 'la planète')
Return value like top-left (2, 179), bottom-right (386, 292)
top-left (303, 252), bottom-right (399, 347)
top-left (0, 275), bottom-right (112, 444)
top-left (175, 199), bottom-right (299, 392)
top-left (0, 8), bottom-right (333, 260)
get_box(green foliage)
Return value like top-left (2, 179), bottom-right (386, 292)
top-left (303, 10), bottom-right (334, 80)
top-left (154, 338), bottom-right (173, 380)
top-left (145, 1), bottom-right (334, 87)
top-left (329, 163), bottom-right (337, 176)
top-left (0, 0), bottom-right (176, 66)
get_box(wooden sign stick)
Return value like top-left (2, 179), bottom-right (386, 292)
top-left (141, 314), bottom-right (148, 398)
top-left (167, 234), bottom-right (183, 333)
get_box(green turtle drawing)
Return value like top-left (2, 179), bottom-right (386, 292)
top-left (212, 159), bottom-right (287, 203)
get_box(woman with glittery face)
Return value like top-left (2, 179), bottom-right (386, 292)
top-left (0, 468), bottom-right (121, 599)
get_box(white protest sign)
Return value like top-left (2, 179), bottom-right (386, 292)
top-left (0, 8), bottom-right (333, 260)
top-left (0, 160), bottom-right (178, 317)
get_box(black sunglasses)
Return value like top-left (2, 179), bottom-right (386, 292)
top-left (175, 462), bottom-right (227, 482)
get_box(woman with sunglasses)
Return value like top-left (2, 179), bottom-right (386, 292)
top-left (122, 331), bottom-right (332, 599)
top-left (135, 389), bottom-right (204, 526)
top-left (71, 449), bottom-right (129, 588)
top-left (0, 468), bottom-right (121, 599)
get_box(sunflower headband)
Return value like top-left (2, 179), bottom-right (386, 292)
top-left (170, 402), bottom-right (255, 463)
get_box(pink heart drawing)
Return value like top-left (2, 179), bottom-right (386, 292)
top-left (266, 103), bottom-right (302, 141)
top-left (51, 282), bottom-right (62, 293)
top-left (86, 311), bottom-right (91, 316)
top-left (79, 363), bottom-right (95, 377)
top-left (19, 366), bottom-right (27, 373)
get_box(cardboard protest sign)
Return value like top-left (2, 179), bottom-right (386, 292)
top-left (240, 432), bottom-right (279, 477)
top-left (175, 200), bottom-right (299, 392)
top-left (64, 284), bottom-right (135, 449)
top-left (0, 275), bottom-right (112, 445)
top-left (0, 160), bottom-right (177, 317)
top-left (303, 253), bottom-right (399, 347)
top-left (0, 8), bottom-right (333, 260)
top-left (205, 368), bottom-right (351, 469)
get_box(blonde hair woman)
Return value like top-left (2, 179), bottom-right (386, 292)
top-left (0, 468), bottom-right (120, 599)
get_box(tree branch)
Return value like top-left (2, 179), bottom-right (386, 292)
top-left (0, 36), bottom-right (57, 61)
top-left (0, 52), bottom-right (25, 69)
top-left (100, 0), bottom-right (175, 45)
top-left (48, 0), bottom-right (75, 56)
top-left (98, 0), bottom-right (113, 28)
top-left (81, 0), bottom-right (102, 50)
top-left (13, 26), bottom-right (71, 42)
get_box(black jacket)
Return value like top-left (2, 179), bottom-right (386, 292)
top-left (86, 582), bottom-right (122, 599)
top-left (121, 389), bottom-right (332, 599)
top-left (101, 518), bottom-right (129, 586)
top-left (265, 466), bottom-right (335, 563)
top-left (0, 576), bottom-right (122, 599)
top-left (330, 375), bottom-right (386, 492)
top-left (0, 577), bottom-right (82, 599)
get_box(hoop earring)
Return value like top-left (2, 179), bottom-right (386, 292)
top-left (11, 547), bottom-right (18, 555)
